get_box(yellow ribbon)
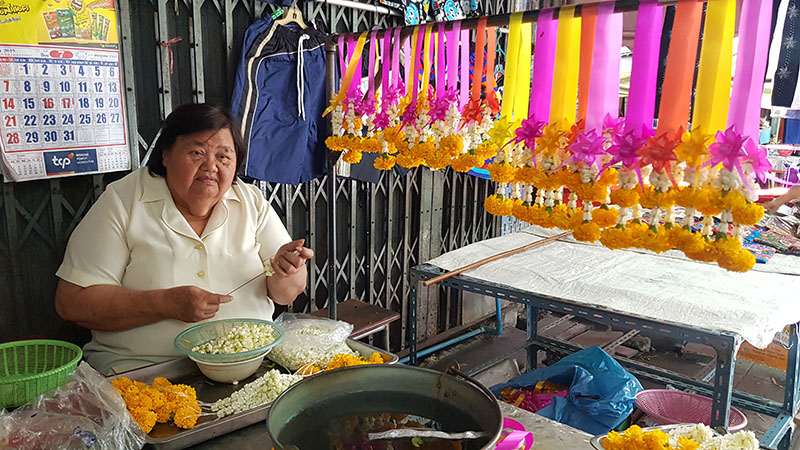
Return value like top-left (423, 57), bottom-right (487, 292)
top-left (421, 23), bottom-right (433, 102)
top-left (513, 20), bottom-right (532, 121)
top-left (501, 12), bottom-right (523, 120)
top-left (691, 0), bottom-right (735, 134)
top-left (550, 6), bottom-right (581, 126)
top-left (323, 32), bottom-right (367, 117)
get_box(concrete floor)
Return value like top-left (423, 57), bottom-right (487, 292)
top-left (414, 312), bottom-right (797, 448)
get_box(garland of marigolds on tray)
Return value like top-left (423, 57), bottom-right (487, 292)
top-left (111, 376), bottom-right (201, 433)
top-left (325, 0), bottom-right (772, 273)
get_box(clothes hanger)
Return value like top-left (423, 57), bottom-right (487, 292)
top-left (274, 0), bottom-right (307, 30)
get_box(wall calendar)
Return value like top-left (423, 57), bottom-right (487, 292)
top-left (0, 0), bottom-right (130, 182)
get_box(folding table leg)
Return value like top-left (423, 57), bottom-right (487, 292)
top-left (527, 305), bottom-right (538, 370)
top-left (709, 338), bottom-right (736, 429)
top-left (409, 285), bottom-right (418, 365)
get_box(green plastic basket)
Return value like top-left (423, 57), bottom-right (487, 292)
top-left (0, 339), bottom-right (82, 408)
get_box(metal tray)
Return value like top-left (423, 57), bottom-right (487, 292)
top-left (110, 339), bottom-right (397, 450)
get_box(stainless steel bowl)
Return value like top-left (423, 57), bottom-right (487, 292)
top-left (267, 365), bottom-right (503, 450)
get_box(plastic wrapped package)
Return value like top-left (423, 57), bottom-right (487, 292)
top-left (267, 313), bottom-right (358, 371)
top-left (491, 346), bottom-right (642, 436)
top-left (0, 362), bottom-right (147, 450)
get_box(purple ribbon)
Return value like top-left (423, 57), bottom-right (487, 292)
top-left (368, 31), bottom-right (377, 102)
top-left (585, 2), bottom-right (623, 133)
top-left (529, 8), bottom-right (558, 121)
top-left (437, 23), bottom-right (445, 98)
top-left (460, 27), bottom-right (470, 109)
top-left (448, 21), bottom-right (460, 91)
top-left (727, 0), bottom-right (773, 140)
top-left (625, 0), bottom-right (662, 132)
top-left (392, 28), bottom-right (401, 91)
top-left (382, 29), bottom-right (391, 104)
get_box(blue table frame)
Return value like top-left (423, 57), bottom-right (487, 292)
top-left (408, 263), bottom-right (800, 449)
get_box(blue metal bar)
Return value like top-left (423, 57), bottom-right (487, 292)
top-left (494, 298), bottom-right (503, 335)
top-left (784, 324), bottom-right (799, 415)
top-left (409, 284), bottom-right (418, 365)
top-left (710, 340), bottom-right (736, 429)
top-left (527, 305), bottom-right (538, 370)
top-left (762, 413), bottom-right (794, 450)
top-left (399, 327), bottom-right (490, 364)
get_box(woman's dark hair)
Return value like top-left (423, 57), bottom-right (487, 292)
top-left (146, 103), bottom-right (247, 178)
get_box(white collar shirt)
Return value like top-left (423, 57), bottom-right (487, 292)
top-left (56, 168), bottom-right (291, 374)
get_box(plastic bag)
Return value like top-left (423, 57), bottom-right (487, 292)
top-left (0, 362), bottom-right (147, 450)
top-left (268, 313), bottom-right (357, 371)
top-left (490, 346), bottom-right (642, 435)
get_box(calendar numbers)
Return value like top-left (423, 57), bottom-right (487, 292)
top-left (0, 45), bottom-right (128, 180)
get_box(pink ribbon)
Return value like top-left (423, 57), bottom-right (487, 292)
top-left (625, 0), bottom-right (662, 132)
top-left (382, 29), bottom-right (391, 103)
top-left (392, 28), bottom-right (401, 91)
top-left (404, 33), bottom-right (411, 97)
top-left (368, 31), bottom-right (377, 102)
top-left (448, 21), bottom-right (461, 91)
top-left (529, 8), bottom-right (558, 121)
top-left (437, 22), bottom-right (445, 97)
top-left (727, 0), bottom-right (773, 140)
top-left (460, 27), bottom-right (470, 109)
top-left (585, 2), bottom-right (622, 133)
top-left (412, 28), bottom-right (424, 102)
top-left (347, 36), bottom-right (362, 96)
top-left (494, 418), bottom-right (534, 450)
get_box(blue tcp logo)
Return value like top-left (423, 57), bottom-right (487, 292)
top-left (44, 149), bottom-right (98, 175)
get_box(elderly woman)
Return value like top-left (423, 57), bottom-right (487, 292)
top-left (55, 103), bottom-right (313, 374)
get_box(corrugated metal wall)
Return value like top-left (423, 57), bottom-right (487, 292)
top-left (0, 0), bottom-right (560, 351)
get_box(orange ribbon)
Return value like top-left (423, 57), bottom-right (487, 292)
top-left (159, 37), bottom-right (182, 75)
top-left (577, 4), bottom-right (598, 123)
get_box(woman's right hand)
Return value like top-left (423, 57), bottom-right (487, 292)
top-left (165, 286), bottom-right (233, 322)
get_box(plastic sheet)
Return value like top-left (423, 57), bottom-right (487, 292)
top-left (267, 313), bottom-right (357, 371)
top-left (0, 362), bottom-right (146, 450)
top-left (491, 347), bottom-right (642, 436)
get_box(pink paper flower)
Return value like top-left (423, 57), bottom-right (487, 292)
top-left (708, 127), bottom-right (747, 172)
top-left (742, 138), bottom-right (772, 183)
top-left (513, 116), bottom-right (546, 150)
top-left (568, 130), bottom-right (607, 168)
top-left (602, 114), bottom-right (625, 139)
top-left (607, 126), bottom-right (653, 168)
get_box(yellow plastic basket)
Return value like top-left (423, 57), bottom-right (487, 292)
top-left (0, 339), bottom-right (82, 408)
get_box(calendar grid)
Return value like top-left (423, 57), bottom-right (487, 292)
top-left (0, 43), bottom-right (130, 180)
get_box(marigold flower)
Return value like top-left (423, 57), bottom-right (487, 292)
top-left (592, 207), bottom-right (618, 228)
top-left (551, 205), bottom-right (581, 230)
top-left (343, 150), bottom-right (362, 164)
top-left (440, 135), bottom-right (464, 158)
top-left (599, 226), bottom-right (633, 250)
top-left (610, 188), bottom-right (640, 208)
top-left (426, 151), bottom-right (452, 170)
top-left (573, 222), bottom-right (602, 242)
top-left (732, 202), bottom-right (764, 226)
top-left (173, 405), bottom-right (200, 429)
top-left (374, 155), bottom-right (397, 171)
top-left (487, 163), bottom-right (518, 184)
top-left (484, 195), bottom-right (514, 216)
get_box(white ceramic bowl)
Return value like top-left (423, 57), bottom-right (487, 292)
top-left (189, 352), bottom-right (266, 383)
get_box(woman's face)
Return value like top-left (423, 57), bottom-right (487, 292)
top-left (162, 128), bottom-right (237, 211)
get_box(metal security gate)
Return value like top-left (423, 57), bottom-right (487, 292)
top-left (0, 0), bottom-right (562, 351)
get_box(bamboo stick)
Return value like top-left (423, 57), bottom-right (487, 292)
top-left (423, 231), bottom-right (571, 287)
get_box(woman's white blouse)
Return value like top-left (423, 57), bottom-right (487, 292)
top-left (56, 168), bottom-right (291, 374)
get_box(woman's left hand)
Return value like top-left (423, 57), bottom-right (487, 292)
top-left (271, 239), bottom-right (314, 277)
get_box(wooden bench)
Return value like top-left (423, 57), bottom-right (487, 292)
top-left (311, 299), bottom-right (400, 350)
